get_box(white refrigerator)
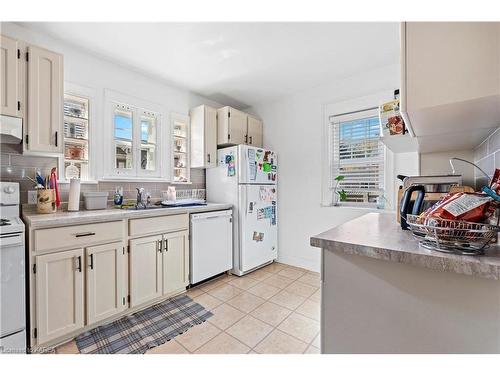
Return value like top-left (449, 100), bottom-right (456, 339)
top-left (206, 145), bottom-right (278, 276)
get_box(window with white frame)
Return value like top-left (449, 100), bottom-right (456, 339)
top-left (109, 100), bottom-right (161, 178)
top-left (328, 107), bottom-right (385, 206)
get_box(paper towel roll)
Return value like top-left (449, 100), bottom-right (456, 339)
top-left (68, 178), bottom-right (81, 211)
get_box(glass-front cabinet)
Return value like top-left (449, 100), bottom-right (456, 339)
top-left (171, 113), bottom-right (190, 183)
top-left (62, 93), bottom-right (90, 180)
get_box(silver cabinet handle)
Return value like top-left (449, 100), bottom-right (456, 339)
top-left (89, 254), bottom-right (94, 270)
top-left (244, 134), bottom-right (248, 144)
top-left (55, 131), bottom-right (58, 147)
top-left (164, 239), bottom-right (168, 252)
top-left (249, 136), bottom-right (253, 144)
top-left (157, 240), bottom-right (162, 253)
top-left (207, 153), bottom-right (211, 163)
top-left (75, 232), bottom-right (95, 238)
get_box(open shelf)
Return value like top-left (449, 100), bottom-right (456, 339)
top-left (380, 133), bottom-right (419, 153)
top-left (63, 93), bottom-right (90, 180)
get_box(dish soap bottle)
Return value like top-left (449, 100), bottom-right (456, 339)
top-left (114, 186), bottom-right (123, 207)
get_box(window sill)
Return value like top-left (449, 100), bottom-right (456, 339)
top-left (57, 179), bottom-right (99, 185)
top-left (171, 181), bottom-right (192, 185)
top-left (320, 203), bottom-right (394, 213)
top-left (99, 176), bottom-right (171, 183)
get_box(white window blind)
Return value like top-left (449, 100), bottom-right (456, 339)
top-left (329, 108), bottom-right (384, 205)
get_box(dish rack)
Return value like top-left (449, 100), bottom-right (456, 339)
top-left (406, 214), bottom-right (500, 255)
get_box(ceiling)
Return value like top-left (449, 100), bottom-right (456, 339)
top-left (19, 22), bottom-right (400, 108)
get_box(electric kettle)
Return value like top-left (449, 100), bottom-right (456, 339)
top-left (400, 185), bottom-right (426, 230)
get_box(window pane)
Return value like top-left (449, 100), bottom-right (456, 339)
top-left (114, 109), bottom-right (133, 140)
top-left (140, 114), bottom-right (156, 171)
top-left (141, 116), bottom-right (156, 144)
top-left (114, 107), bottom-right (133, 169)
top-left (330, 113), bottom-right (384, 205)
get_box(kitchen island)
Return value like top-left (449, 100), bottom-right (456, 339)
top-left (310, 212), bottom-right (500, 354)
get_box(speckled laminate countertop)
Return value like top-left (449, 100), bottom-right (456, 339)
top-left (22, 203), bottom-right (233, 229)
top-left (310, 212), bottom-right (500, 280)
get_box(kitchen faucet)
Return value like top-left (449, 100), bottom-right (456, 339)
top-left (136, 188), bottom-right (148, 209)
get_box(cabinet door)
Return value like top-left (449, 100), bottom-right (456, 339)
top-left (36, 248), bottom-right (84, 345)
top-left (204, 106), bottom-right (217, 168)
top-left (27, 45), bottom-right (63, 153)
top-left (228, 107), bottom-right (247, 145)
top-left (86, 242), bottom-right (126, 325)
top-left (129, 235), bottom-right (163, 307)
top-left (247, 116), bottom-right (263, 147)
top-left (0, 35), bottom-right (19, 117)
top-left (405, 22), bottom-right (499, 110)
top-left (162, 230), bottom-right (189, 296)
top-left (217, 106), bottom-right (247, 145)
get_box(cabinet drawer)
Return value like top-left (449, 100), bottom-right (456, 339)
top-left (129, 214), bottom-right (188, 237)
top-left (34, 221), bottom-right (124, 253)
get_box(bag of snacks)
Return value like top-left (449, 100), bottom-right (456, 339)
top-left (418, 192), bottom-right (495, 224)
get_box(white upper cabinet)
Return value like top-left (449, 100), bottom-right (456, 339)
top-left (247, 116), bottom-right (263, 147)
top-left (401, 22), bottom-right (500, 151)
top-left (190, 105), bottom-right (217, 169)
top-left (217, 106), bottom-right (265, 148)
top-left (1, 35), bottom-right (63, 154)
top-left (26, 44), bottom-right (64, 153)
top-left (217, 106), bottom-right (247, 146)
top-left (0, 35), bottom-right (20, 118)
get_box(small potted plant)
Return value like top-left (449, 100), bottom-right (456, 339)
top-left (333, 175), bottom-right (347, 206)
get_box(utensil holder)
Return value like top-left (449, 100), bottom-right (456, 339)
top-left (37, 189), bottom-right (56, 214)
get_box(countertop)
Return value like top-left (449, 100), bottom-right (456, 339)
top-left (22, 203), bottom-right (233, 229)
top-left (310, 212), bottom-right (500, 280)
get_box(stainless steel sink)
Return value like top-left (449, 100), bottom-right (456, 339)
top-left (122, 205), bottom-right (165, 210)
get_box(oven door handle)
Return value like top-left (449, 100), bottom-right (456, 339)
top-left (0, 232), bottom-right (24, 247)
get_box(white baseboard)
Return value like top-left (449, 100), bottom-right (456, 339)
top-left (277, 254), bottom-right (320, 273)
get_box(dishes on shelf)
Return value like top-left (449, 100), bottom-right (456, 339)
top-left (172, 118), bottom-right (189, 182)
top-left (63, 94), bottom-right (90, 180)
top-left (65, 144), bottom-right (85, 160)
top-left (64, 119), bottom-right (87, 140)
top-left (63, 95), bottom-right (88, 119)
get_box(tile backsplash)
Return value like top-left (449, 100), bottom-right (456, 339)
top-left (0, 143), bottom-right (205, 204)
top-left (473, 127), bottom-right (500, 189)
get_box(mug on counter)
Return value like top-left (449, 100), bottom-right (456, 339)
top-left (37, 189), bottom-right (56, 214)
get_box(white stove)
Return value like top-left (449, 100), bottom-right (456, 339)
top-left (0, 182), bottom-right (26, 353)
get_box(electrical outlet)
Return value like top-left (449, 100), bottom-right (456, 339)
top-left (28, 190), bottom-right (37, 205)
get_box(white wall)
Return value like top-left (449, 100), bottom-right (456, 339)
top-left (420, 150), bottom-right (475, 188)
top-left (0, 22), bottom-right (223, 180)
top-left (249, 64), bottom-right (419, 271)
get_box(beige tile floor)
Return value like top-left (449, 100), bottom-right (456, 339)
top-left (55, 262), bottom-right (321, 355)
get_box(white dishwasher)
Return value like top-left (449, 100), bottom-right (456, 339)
top-left (190, 210), bottom-right (233, 284)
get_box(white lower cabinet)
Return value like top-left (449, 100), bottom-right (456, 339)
top-left (129, 234), bottom-right (163, 308)
top-left (129, 230), bottom-right (190, 307)
top-left (36, 248), bottom-right (84, 345)
top-left (162, 230), bottom-right (189, 296)
top-left (86, 242), bottom-right (127, 325)
top-left (31, 216), bottom-right (190, 348)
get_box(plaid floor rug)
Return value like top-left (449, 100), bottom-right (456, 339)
top-left (75, 294), bottom-right (212, 354)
